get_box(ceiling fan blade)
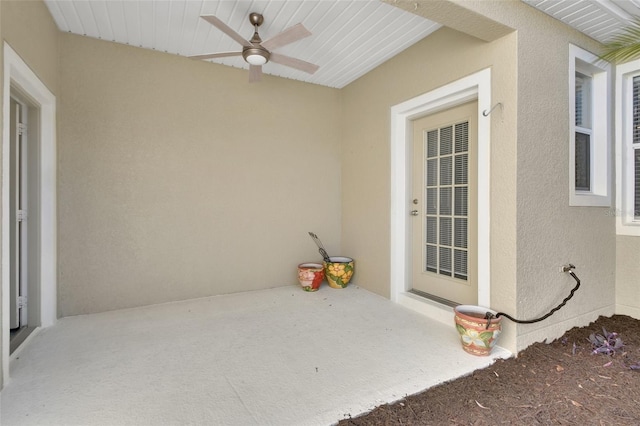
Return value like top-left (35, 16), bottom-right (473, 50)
top-left (249, 65), bottom-right (262, 83)
top-left (261, 23), bottom-right (312, 51)
top-left (189, 51), bottom-right (242, 60)
top-left (270, 53), bottom-right (319, 75)
top-left (200, 15), bottom-right (252, 48)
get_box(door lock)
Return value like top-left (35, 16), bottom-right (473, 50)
top-left (413, 199), bottom-right (419, 205)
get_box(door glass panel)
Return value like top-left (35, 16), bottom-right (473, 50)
top-left (455, 122), bottom-right (468, 152)
top-left (454, 249), bottom-right (468, 280)
top-left (426, 245), bottom-right (437, 273)
top-left (439, 247), bottom-right (452, 276)
top-left (427, 159), bottom-right (438, 186)
top-left (439, 217), bottom-right (451, 246)
top-left (426, 188), bottom-right (437, 215)
top-left (440, 126), bottom-right (452, 155)
top-left (454, 218), bottom-right (467, 249)
top-left (440, 156), bottom-right (452, 185)
top-left (427, 130), bottom-right (438, 157)
top-left (439, 187), bottom-right (452, 215)
top-left (455, 154), bottom-right (468, 185)
top-left (423, 120), bottom-right (469, 281)
top-left (426, 217), bottom-right (437, 244)
top-left (455, 187), bottom-right (467, 216)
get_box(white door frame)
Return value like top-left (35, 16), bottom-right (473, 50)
top-left (390, 68), bottom-right (491, 322)
top-left (2, 43), bottom-right (57, 384)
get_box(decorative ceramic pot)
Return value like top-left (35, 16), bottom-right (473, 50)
top-left (297, 263), bottom-right (325, 292)
top-left (454, 305), bottom-right (502, 356)
top-left (322, 257), bottom-right (355, 289)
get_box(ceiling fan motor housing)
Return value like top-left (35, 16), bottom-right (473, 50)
top-left (243, 13), bottom-right (270, 65)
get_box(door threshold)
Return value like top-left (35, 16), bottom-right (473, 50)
top-left (10, 326), bottom-right (37, 354)
top-left (396, 290), bottom-right (455, 327)
top-left (409, 289), bottom-right (458, 308)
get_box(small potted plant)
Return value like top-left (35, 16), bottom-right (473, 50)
top-left (323, 256), bottom-right (355, 289)
top-left (297, 263), bottom-right (324, 292)
top-left (454, 305), bottom-right (502, 356)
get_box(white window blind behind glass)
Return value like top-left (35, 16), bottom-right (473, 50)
top-left (634, 76), bottom-right (640, 219)
top-left (575, 73), bottom-right (592, 128)
top-left (575, 72), bottom-right (592, 191)
top-left (424, 121), bottom-right (469, 281)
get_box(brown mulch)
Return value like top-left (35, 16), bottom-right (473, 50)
top-left (339, 315), bottom-right (640, 425)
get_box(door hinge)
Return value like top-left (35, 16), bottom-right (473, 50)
top-left (18, 123), bottom-right (26, 136)
top-left (17, 210), bottom-right (27, 222)
top-left (17, 296), bottom-right (27, 308)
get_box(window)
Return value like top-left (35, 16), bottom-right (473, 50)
top-left (575, 72), bottom-right (592, 191)
top-left (633, 79), bottom-right (640, 221)
top-left (615, 59), bottom-right (640, 235)
top-left (569, 45), bottom-right (612, 206)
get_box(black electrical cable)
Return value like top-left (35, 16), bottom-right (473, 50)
top-left (484, 265), bottom-right (581, 329)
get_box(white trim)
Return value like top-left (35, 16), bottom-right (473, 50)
top-left (2, 43), bottom-right (57, 385)
top-left (517, 304), bottom-right (614, 352)
top-left (616, 303), bottom-right (640, 319)
top-left (615, 58), bottom-right (640, 236)
top-left (390, 68), bottom-right (491, 313)
top-left (568, 44), bottom-right (612, 207)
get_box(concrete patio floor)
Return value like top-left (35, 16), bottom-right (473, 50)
top-left (1, 285), bottom-right (511, 425)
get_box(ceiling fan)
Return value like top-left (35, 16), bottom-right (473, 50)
top-left (191, 12), bottom-right (320, 82)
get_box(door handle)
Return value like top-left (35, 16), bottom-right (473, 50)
top-left (410, 210), bottom-right (419, 216)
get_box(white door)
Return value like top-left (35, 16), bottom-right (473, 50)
top-left (9, 97), bottom-right (27, 330)
top-left (411, 101), bottom-right (478, 306)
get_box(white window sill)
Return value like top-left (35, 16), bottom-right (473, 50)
top-left (570, 193), bottom-right (611, 207)
top-left (617, 222), bottom-right (640, 237)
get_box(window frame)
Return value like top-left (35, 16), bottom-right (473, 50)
top-left (615, 58), bottom-right (640, 236)
top-left (568, 44), bottom-right (612, 207)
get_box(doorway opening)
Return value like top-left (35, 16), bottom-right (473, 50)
top-left (8, 92), bottom-right (40, 354)
top-left (2, 43), bottom-right (57, 385)
top-left (389, 68), bottom-right (491, 324)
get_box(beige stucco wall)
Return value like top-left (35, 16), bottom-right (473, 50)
top-left (465, 1), bottom-right (616, 351)
top-left (351, 0), bottom-right (617, 353)
top-left (1, 0), bottom-right (59, 94)
top-left (0, 0), bottom-right (59, 392)
top-left (58, 34), bottom-right (342, 316)
top-left (341, 26), bottom-right (519, 351)
top-left (429, 1), bottom-right (616, 351)
top-left (616, 236), bottom-right (640, 317)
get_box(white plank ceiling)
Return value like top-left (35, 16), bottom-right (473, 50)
top-left (523, 0), bottom-right (638, 43)
top-left (44, 0), bottom-right (442, 88)
top-left (43, 0), bottom-right (640, 88)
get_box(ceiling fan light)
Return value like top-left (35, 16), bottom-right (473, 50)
top-left (243, 46), bottom-right (270, 66)
top-left (246, 54), bottom-right (267, 65)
